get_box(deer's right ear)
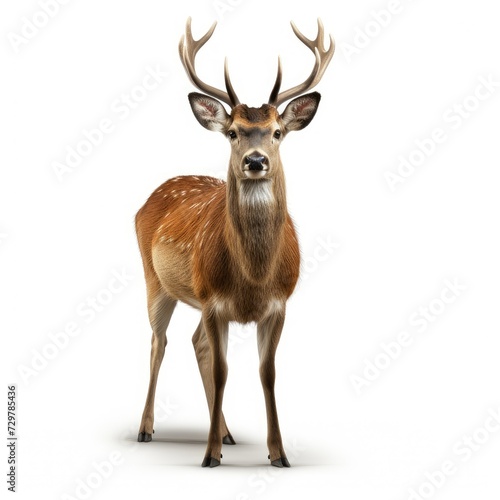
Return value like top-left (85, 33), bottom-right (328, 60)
top-left (188, 92), bottom-right (230, 133)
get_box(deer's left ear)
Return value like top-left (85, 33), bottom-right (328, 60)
top-left (188, 92), bottom-right (230, 133)
top-left (280, 92), bottom-right (321, 132)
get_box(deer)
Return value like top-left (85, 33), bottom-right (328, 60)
top-left (135, 17), bottom-right (334, 468)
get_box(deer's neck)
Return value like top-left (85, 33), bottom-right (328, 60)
top-left (226, 171), bottom-right (287, 283)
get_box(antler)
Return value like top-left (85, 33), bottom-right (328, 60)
top-left (179, 17), bottom-right (240, 108)
top-left (268, 18), bottom-right (335, 108)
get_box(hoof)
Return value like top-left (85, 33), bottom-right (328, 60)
top-left (201, 456), bottom-right (221, 468)
top-left (270, 456), bottom-right (291, 468)
top-left (137, 432), bottom-right (152, 442)
top-left (223, 433), bottom-right (236, 445)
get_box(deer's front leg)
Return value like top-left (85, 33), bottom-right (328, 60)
top-left (201, 309), bottom-right (228, 468)
top-left (257, 308), bottom-right (290, 468)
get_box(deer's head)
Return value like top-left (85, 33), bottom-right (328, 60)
top-left (179, 18), bottom-right (334, 183)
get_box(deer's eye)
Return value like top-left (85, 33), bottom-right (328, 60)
top-left (273, 130), bottom-right (282, 139)
top-left (228, 130), bottom-right (237, 140)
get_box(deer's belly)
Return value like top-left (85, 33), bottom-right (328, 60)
top-left (152, 243), bottom-right (200, 308)
top-left (152, 243), bottom-right (286, 322)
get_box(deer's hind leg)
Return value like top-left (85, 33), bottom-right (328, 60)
top-left (138, 280), bottom-right (177, 442)
top-left (192, 320), bottom-right (235, 447)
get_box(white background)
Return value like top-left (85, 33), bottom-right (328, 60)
top-left (1, 0), bottom-right (500, 499)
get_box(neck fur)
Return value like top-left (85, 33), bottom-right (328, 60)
top-left (226, 172), bottom-right (287, 283)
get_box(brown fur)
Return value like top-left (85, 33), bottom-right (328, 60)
top-left (136, 17), bottom-right (332, 468)
top-left (232, 104), bottom-right (277, 125)
top-left (136, 99), bottom-right (317, 468)
top-left (135, 172), bottom-right (300, 322)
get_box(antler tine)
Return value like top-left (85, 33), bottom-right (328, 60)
top-left (224, 58), bottom-right (240, 107)
top-left (179, 17), bottom-right (240, 108)
top-left (291, 18), bottom-right (326, 52)
top-left (268, 56), bottom-right (283, 107)
top-left (269, 18), bottom-right (335, 108)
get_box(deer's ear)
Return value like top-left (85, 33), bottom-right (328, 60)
top-left (280, 92), bottom-right (321, 132)
top-left (188, 93), bottom-right (230, 133)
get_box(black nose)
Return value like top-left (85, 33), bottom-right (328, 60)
top-left (246, 155), bottom-right (266, 171)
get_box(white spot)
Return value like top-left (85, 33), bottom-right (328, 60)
top-left (211, 298), bottom-right (229, 316)
top-left (197, 229), bottom-right (205, 248)
top-left (266, 299), bottom-right (284, 317)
